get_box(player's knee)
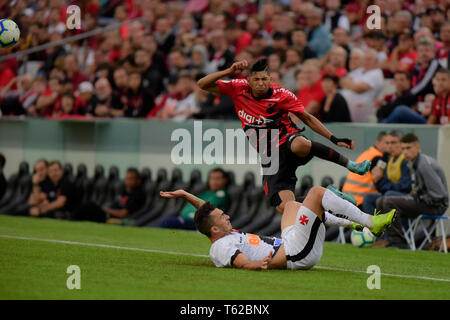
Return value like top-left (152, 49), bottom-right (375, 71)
top-left (283, 200), bottom-right (300, 214)
top-left (309, 186), bottom-right (325, 199)
top-left (291, 137), bottom-right (311, 156)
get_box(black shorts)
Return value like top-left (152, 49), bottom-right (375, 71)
top-left (262, 133), bottom-right (313, 207)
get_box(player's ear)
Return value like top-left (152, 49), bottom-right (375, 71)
top-left (210, 225), bottom-right (219, 235)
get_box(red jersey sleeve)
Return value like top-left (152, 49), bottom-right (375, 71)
top-left (217, 79), bottom-right (248, 97)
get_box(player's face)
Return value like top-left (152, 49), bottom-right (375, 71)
top-left (211, 209), bottom-right (232, 234)
top-left (401, 142), bottom-right (420, 161)
top-left (248, 71), bottom-right (271, 97)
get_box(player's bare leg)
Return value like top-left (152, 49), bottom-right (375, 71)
top-left (275, 190), bottom-right (296, 214)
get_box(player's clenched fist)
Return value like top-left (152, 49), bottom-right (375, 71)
top-left (227, 60), bottom-right (249, 75)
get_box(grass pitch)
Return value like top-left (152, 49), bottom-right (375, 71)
top-left (0, 215), bottom-right (449, 300)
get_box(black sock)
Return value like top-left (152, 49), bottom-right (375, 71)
top-left (309, 141), bottom-right (349, 167)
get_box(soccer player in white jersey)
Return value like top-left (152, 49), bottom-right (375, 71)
top-left (160, 187), bottom-right (396, 270)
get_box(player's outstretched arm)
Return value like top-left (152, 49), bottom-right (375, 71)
top-left (295, 110), bottom-right (355, 149)
top-left (232, 252), bottom-right (272, 271)
top-left (197, 60), bottom-right (249, 94)
top-left (160, 190), bottom-right (205, 209)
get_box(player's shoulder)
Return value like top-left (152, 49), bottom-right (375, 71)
top-left (271, 84), bottom-right (298, 101)
top-left (209, 232), bottom-right (241, 259)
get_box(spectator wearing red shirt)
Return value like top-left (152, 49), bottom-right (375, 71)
top-left (410, 37), bottom-right (441, 102)
top-left (427, 68), bottom-right (450, 125)
top-left (437, 22), bottom-right (450, 69)
top-left (31, 78), bottom-right (63, 117)
top-left (63, 54), bottom-right (89, 92)
top-left (226, 23), bottom-right (253, 56)
top-left (52, 93), bottom-right (86, 119)
top-left (381, 29), bottom-right (417, 75)
top-left (124, 72), bottom-right (154, 118)
top-left (321, 46), bottom-right (348, 78)
top-left (296, 59), bottom-right (326, 118)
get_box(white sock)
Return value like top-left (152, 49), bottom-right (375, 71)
top-left (324, 211), bottom-right (353, 228)
top-left (322, 189), bottom-right (373, 228)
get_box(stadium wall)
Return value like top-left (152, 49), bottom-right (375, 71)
top-left (0, 119), bottom-right (448, 233)
top-left (0, 118), bottom-right (443, 179)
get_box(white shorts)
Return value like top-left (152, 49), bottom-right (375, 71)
top-left (282, 206), bottom-right (325, 270)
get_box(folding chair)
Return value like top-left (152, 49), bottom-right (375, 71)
top-left (402, 214), bottom-right (448, 253)
top-left (336, 226), bottom-right (346, 244)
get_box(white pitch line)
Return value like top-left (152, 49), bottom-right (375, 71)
top-left (1, 234), bottom-right (449, 283)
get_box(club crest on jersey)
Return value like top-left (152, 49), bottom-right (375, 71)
top-left (299, 214), bottom-right (309, 226)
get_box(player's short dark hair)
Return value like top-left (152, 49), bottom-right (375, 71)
top-left (194, 201), bottom-right (217, 237)
top-left (250, 58), bottom-right (269, 74)
top-left (401, 133), bottom-right (420, 144)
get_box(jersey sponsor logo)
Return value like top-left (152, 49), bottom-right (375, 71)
top-left (237, 109), bottom-right (273, 126)
top-left (299, 214), bottom-right (309, 226)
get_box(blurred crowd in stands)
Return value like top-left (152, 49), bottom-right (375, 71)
top-left (1, 0), bottom-right (450, 124)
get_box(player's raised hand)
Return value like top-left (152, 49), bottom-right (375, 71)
top-left (337, 139), bottom-right (355, 150)
top-left (330, 136), bottom-right (355, 150)
top-left (228, 60), bottom-right (249, 75)
top-left (160, 190), bottom-right (186, 199)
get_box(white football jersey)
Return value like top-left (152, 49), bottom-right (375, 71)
top-left (209, 231), bottom-right (283, 268)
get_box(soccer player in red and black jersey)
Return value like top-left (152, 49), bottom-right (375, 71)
top-left (197, 59), bottom-right (371, 214)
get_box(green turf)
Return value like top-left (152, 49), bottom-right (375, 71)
top-left (0, 215), bottom-right (449, 300)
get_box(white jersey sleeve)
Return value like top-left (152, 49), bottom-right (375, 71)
top-left (209, 234), bottom-right (242, 268)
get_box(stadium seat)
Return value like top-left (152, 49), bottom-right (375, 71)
top-left (240, 193), bottom-right (278, 234)
top-left (230, 188), bottom-right (263, 230)
top-left (102, 166), bottom-right (121, 206)
top-left (242, 171), bottom-right (256, 191)
top-left (225, 183), bottom-right (244, 221)
top-left (0, 161), bottom-right (30, 211)
top-left (131, 168), bottom-right (171, 227)
top-left (257, 213), bottom-right (282, 237)
top-left (146, 168), bottom-right (188, 227)
top-left (0, 172), bottom-right (21, 210)
top-left (226, 170), bottom-right (236, 187)
top-left (402, 215), bottom-right (448, 253)
top-left (228, 171), bottom-right (259, 223)
top-left (296, 174), bottom-right (313, 200)
top-left (127, 175), bottom-right (156, 220)
top-left (0, 172), bottom-right (32, 215)
top-left (73, 163), bottom-right (89, 206)
top-left (89, 165), bottom-right (108, 205)
top-left (321, 176), bottom-right (334, 188)
top-left (63, 163), bottom-right (74, 184)
top-left (140, 168), bottom-right (152, 188)
top-left (188, 169), bottom-right (206, 195)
